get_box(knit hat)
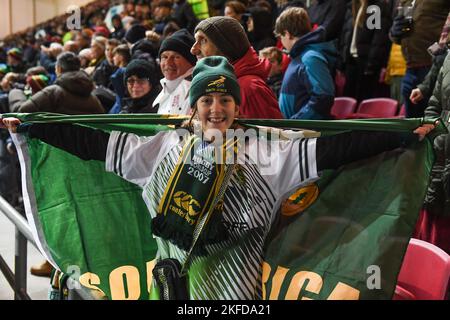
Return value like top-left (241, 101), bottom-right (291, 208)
top-left (0, 64), bottom-right (10, 76)
top-left (194, 16), bottom-right (250, 62)
top-left (26, 74), bottom-right (50, 94)
top-left (124, 59), bottom-right (160, 87)
top-left (131, 39), bottom-right (158, 59)
top-left (189, 56), bottom-right (241, 107)
top-left (125, 24), bottom-right (147, 44)
top-left (7, 48), bottom-right (23, 61)
top-left (158, 29), bottom-right (196, 66)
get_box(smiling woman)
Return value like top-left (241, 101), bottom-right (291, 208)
top-left (187, 56), bottom-right (241, 140)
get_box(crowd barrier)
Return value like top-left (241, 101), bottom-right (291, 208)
top-left (0, 196), bottom-right (96, 300)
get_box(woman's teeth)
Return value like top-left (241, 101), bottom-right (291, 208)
top-left (208, 117), bottom-right (225, 123)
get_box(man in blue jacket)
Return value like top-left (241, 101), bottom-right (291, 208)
top-left (275, 7), bottom-right (337, 120)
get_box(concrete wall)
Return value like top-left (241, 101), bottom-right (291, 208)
top-left (0, 0), bottom-right (96, 39)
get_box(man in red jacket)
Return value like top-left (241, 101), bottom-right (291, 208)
top-left (191, 16), bottom-right (283, 119)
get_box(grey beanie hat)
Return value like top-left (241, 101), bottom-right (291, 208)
top-left (194, 16), bottom-right (250, 62)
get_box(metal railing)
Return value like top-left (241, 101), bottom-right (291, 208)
top-left (0, 196), bottom-right (96, 300)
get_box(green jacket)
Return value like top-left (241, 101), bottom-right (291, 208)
top-left (399, 0), bottom-right (450, 68)
top-left (424, 52), bottom-right (450, 214)
top-left (188, 0), bottom-right (209, 20)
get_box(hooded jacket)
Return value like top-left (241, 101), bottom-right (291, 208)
top-left (8, 70), bottom-right (104, 114)
top-left (232, 47), bottom-right (283, 119)
top-left (279, 27), bottom-right (337, 119)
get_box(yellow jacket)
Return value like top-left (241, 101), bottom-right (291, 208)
top-left (385, 44), bottom-right (407, 84)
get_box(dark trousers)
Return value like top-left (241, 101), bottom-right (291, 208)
top-left (344, 57), bottom-right (379, 103)
top-left (401, 66), bottom-right (431, 118)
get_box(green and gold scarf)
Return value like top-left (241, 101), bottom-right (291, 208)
top-left (152, 134), bottom-right (237, 254)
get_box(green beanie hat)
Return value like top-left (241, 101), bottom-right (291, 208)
top-left (190, 56), bottom-right (241, 108)
top-left (0, 64), bottom-right (10, 75)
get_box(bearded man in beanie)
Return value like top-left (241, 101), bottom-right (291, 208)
top-left (121, 59), bottom-right (162, 113)
top-left (153, 29), bottom-right (196, 115)
top-left (191, 16), bottom-right (283, 119)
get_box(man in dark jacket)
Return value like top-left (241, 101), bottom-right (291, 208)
top-left (338, 0), bottom-right (392, 102)
top-left (390, 0), bottom-right (450, 117)
top-left (307, 0), bottom-right (347, 42)
top-left (191, 16), bottom-right (283, 119)
top-left (8, 52), bottom-right (104, 114)
top-left (275, 7), bottom-right (336, 119)
top-left (410, 12), bottom-right (450, 106)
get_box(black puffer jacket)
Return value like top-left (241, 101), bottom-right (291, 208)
top-left (338, 0), bottom-right (392, 72)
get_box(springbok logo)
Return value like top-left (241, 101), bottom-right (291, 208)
top-left (207, 76), bottom-right (226, 88)
top-left (173, 191), bottom-right (201, 217)
top-left (281, 184), bottom-right (319, 216)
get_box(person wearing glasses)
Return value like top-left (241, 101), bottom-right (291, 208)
top-left (121, 59), bottom-right (162, 114)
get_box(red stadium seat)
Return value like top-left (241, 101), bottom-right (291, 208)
top-left (331, 97), bottom-right (357, 119)
top-left (357, 98), bottom-right (399, 117)
top-left (348, 98), bottom-right (399, 119)
top-left (393, 238), bottom-right (450, 300)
